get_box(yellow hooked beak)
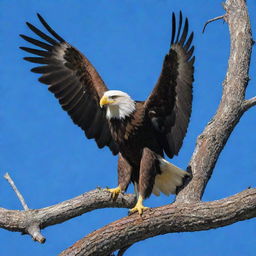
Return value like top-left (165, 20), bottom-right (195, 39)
top-left (99, 96), bottom-right (114, 108)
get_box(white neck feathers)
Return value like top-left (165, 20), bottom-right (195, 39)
top-left (103, 90), bottom-right (135, 120)
top-left (106, 99), bottom-right (135, 120)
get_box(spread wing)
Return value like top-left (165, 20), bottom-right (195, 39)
top-left (20, 14), bottom-right (118, 155)
top-left (144, 12), bottom-right (195, 158)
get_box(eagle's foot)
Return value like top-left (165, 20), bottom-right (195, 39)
top-left (129, 195), bottom-right (149, 215)
top-left (106, 186), bottom-right (121, 199)
top-left (129, 204), bottom-right (149, 216)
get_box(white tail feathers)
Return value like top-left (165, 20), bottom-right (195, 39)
top-left (152, 158), bottom-right (189, 196)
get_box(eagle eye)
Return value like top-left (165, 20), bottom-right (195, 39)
top-left (110, 95), bottom-right (119, 99)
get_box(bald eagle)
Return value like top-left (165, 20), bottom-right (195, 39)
top-left (20, 12), bottom-right (194, 215)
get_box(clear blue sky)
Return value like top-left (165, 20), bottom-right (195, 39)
top-left (1, 0), bottom-right (256, 255)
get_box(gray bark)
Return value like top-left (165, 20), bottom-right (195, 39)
top-left (176, 0), bottom-right (253, 203)
top-left (0, 189), bottom-right (136, 242)
top-left (60, 189), bottom-right (256, 256)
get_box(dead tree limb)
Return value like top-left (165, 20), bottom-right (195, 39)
top-left (4, 173), bottom-right (29, 211)
top-left (0, 189), bottom-right (135, 240)
top-left (242, 96), bottom-right (256, 111)
top-left (0, 0), bottom-right (254, 255)
top-left (176, 0), bottom-right (253, 203)
top-left (202, 14), bottom-right (226, 33)
top-left (4, 172), bottom-right (45, 243)
top-left (60, 188), bottom-right (256, 256)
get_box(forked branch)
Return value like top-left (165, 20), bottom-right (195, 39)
top-left (176, 0), bottom-right (253, 203)
top-left (4, 173), bottom-right (45, 243)
top-left (0, 188), bottom-right (136, 242)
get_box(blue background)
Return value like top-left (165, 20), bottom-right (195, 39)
top-left (0, 0), bottom-right (255, 255)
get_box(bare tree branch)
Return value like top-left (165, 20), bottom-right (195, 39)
top-left (0, 189), bottom-right (135, 239)
top-left (27, 224), bottom-right (46, 244)
top-left (202, 14), bottom-right (226, 33)
top-left (3, 173), bottom-right (46, 243)
top-left (4, 173), bottom-right (29, 211)
top-left (176, 0), bottom-right (253, 203)
top-left (60, 188), bottom-right (256, 256)
top-left (242, 97), bottom-right (256, 112)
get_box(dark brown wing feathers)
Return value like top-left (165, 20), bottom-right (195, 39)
top-left (20, 13), bottom-right (118, 155)
top-left (145, 12), bottom-right (195, 158)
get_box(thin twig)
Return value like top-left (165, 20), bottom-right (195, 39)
top-left (3, 172), bottom-right (47, 243)
top-left (4, 172), bottom-right (29, 211)
top-left (27, 224), bottom-right (46, 243)
top-left (242, 96), bottom-right (256, 112)
top-left (202, 15), bottom-right (226, 33)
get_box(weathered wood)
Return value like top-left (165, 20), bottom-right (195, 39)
top-left (60, 189), bottom-right (256, 256)
top-left (176, 0), bottom-right (253, 203)
top-left (0, 189), bottom-right (136, 237)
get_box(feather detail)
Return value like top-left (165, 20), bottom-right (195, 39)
top-left (152, 158), bottom-right (189, 196)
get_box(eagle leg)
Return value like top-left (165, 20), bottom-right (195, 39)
top-left (106, 154), bottom-right (132, 200)
top-left (129, 147), bottom-right (159, 215)
top-left (118, 153), bottom-right (132, 191)
top-left (129, 194), bottom-right (149, 215)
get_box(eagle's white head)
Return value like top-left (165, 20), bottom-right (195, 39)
top-left (99, 90), bottom-right (136, 120)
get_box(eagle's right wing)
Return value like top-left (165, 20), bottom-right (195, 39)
top-left (145, 12), bottom-right (195, 158)
top-left (20, 14), bottom-right (118, 155)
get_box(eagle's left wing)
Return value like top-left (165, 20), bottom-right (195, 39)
top-left (20, 14), bottom-right (119, 154)
top-left (144, 12), bottom-right (195, 158)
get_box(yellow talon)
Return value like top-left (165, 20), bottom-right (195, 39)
top-left (129, 195), bottom-right (149, 215)
top-left (106, 186), bottom-right (121, 199)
